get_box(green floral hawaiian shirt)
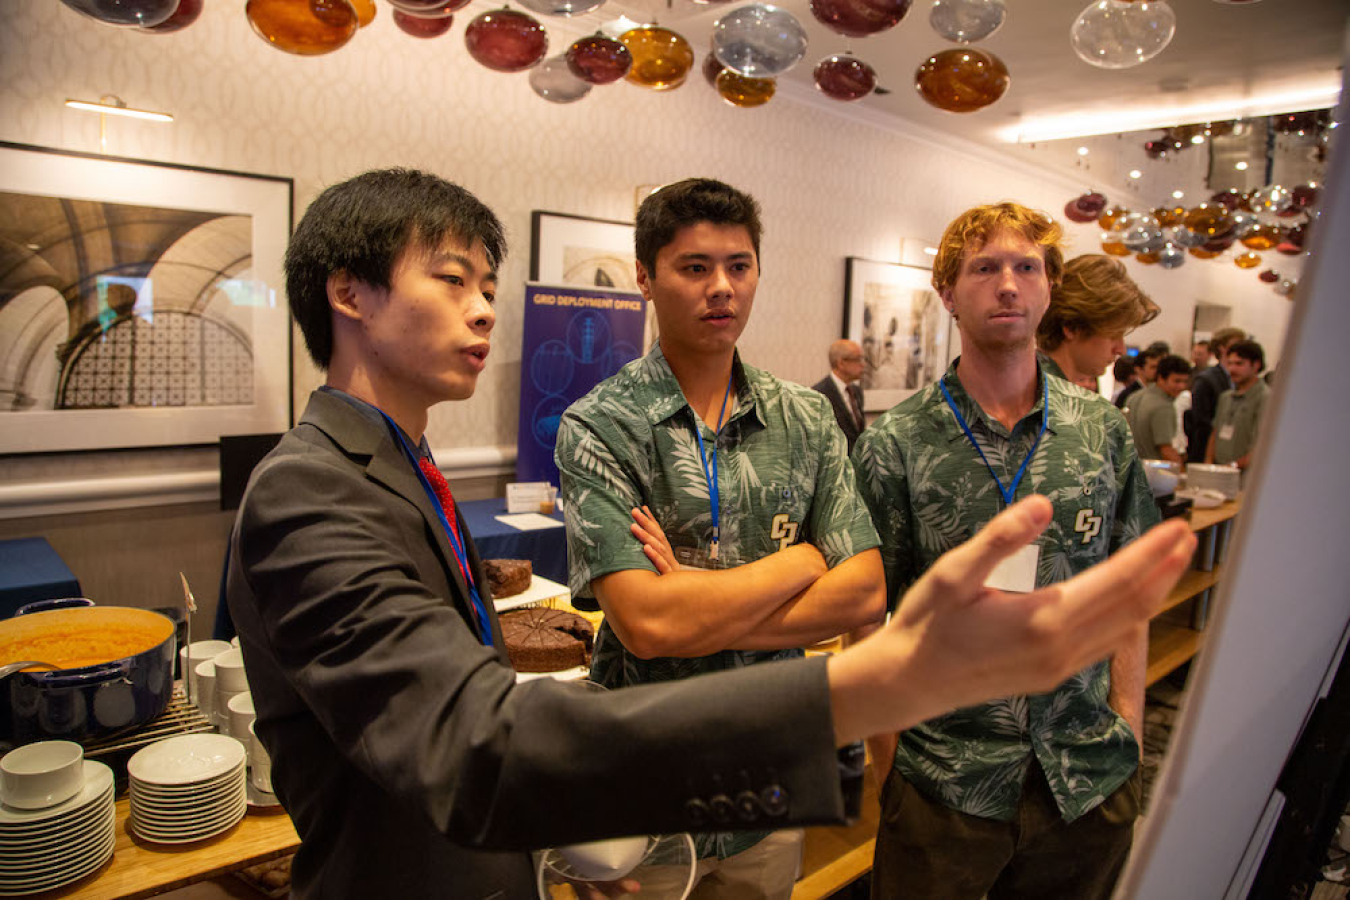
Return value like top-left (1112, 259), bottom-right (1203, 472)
top-left (556, 342), bottom-right (879, 858)
top-left (852, 360), bottom-right (1158, 823)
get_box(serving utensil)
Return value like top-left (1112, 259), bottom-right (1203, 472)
top-left (179, 572), bottom-right (198, 705)
top-left (0, 661), bottom-right (59, 679)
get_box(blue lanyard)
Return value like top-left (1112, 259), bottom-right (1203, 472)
top-left (378, 411), bottom-right (493, 647)
top-left (938, 376), bottom-right (1048, 508)
top-left (692, 373), bottom-right (735, 562)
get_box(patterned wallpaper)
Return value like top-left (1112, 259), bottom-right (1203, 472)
top-left (0, 0), bottom-right (1294, 479)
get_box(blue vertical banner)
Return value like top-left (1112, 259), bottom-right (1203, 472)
top-left (517, 283), bottom-right (646, 487)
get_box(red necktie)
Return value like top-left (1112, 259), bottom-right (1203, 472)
top-left (419, 457), bottom-right (460, 537)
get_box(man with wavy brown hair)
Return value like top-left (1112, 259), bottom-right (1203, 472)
top-left (855, 202), bottom-right (1159, 900)
top-left (1037, 254), bottom-right (1160, 391)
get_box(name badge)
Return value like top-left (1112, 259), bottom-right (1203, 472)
top-left (984, 543), bottom-right (1040, 593)
top-left (1218, 424), bottom-right (1235, 441)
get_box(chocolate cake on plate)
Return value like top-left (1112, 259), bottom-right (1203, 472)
top-left (499, 608), bottom-right (594, 673)
top-left (483, 558), bottom-right (531, 599)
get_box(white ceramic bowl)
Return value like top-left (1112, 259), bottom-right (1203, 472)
top-left (212, 648), bottom-right (248, 692)
top-left (1, 741), bottom-right (85, 810)
top-left (558, 836), bottom-right (649, 881)
top-left (1143, 460), bottom-right (1180, 497)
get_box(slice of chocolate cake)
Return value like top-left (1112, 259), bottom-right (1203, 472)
top-left (500, 607), bottom-right (594, 673)
top-left (484, 558), bottom-right (531, 599)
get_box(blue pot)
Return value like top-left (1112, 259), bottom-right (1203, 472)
top-left (0, 601), bottom-right (177, 745)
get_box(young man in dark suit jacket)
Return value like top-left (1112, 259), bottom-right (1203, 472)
top-left (812, 338), bottom-right (867, 452)
top-left (226, 169), bottom-right (1197, 900)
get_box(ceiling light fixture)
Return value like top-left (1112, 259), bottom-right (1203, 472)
top-left (1172, 190), bottom-right (1185, 199)
top-left (1235, 161), bottom-right (1249, 171)
top-left (1129, 170), bottom-right (1142, 179)
top-left (1077, 146), bottom-right (1089, 156)
top-left (998, 82), bottom-right (1341, 143)
top-left (65, 97), bottom-right (173, 123)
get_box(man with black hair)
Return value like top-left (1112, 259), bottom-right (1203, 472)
top-left (555, 178), bottom-right (886, 897)
top-left (1114, 345), bottom-right (1164, 410)
top-left (1207, 339), bottom-right (1269, 472)
top-left (227, 169), bottom-right (1196, 900)
top-left (1188, 326), bottom-right (1247, 462)
top-left (1124, 354), bottom-right (1191, 462)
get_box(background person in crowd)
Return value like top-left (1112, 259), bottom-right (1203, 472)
top-left (853, 202), bottom-right (1161, 900)
top-left (1187, 326), bottom-right (1247, 462)
top-left (555, 178), bottom-right (887, 898)
top-left (1115, 345), bottom-right (1164, 410)
top-left (1207, 339), bottom-right (1270, 473)
top-left (1111, 356), bottom-right (1137, 405)
top-left (227, 169), bottom-right (1196, 900)
top-left (1125, 354), bottom-right (1191, 463)
top-left (1191, 340), bottom-right (1212, 369)
top-left (813, 338), bottom-right (868, 453)
top-left (1035, 253), bottom-right (1159, 392)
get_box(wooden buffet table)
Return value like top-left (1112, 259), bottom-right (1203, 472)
top-left (34, 500), bottom-right (1239, 900)
top-left (25, 798), bottom-right (298, 900)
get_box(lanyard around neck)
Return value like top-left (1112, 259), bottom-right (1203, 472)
top-left (377, 410), bottom-right (492, 646)
top-left (692, 372), bottom-right (736, 562)
top-left (939, 375), bottom-right (1048, 508)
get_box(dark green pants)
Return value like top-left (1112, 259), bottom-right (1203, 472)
top-left (871, 762), bottom-right (1141, 900)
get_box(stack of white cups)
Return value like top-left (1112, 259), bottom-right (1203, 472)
top-left (179, 640), bottom-right (231, 719)
top-left (211, 649), bottom-right (249, 735)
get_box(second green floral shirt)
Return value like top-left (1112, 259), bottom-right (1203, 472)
top-left (853, 359), bottom-right (1159, 823)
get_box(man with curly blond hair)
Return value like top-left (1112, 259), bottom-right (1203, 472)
top-left (854, 202), bottom-right (1159, 900)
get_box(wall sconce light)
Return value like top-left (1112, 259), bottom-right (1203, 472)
top-left (901, 237), bottom-right (938, 269)
top-left (65, 95), bottom-right (173, 150)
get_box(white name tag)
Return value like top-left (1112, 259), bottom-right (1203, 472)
top-left (1218, 424), bottom-right (1235, 441)
top-left (984, 543), bottom-right (1040, 593)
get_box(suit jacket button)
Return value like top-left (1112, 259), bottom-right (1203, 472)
top-left (709, 794), bottom-right (735, 826)
top-left (735, 790), bottom-right (763, 822)
top-left (760, 784), bottom-right (788, 817)
top-left (685, 798), bottom-right (711, 827)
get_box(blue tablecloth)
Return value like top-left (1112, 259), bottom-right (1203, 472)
top-left (458, 499), bottom-right (568, 585)
top-left (0, 538), bottom-right (82, 619)
top-left (214, 498), bottom-right (571, 639)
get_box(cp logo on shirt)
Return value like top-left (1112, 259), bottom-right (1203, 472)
top-left (771, 513), bottom-right (800, 551)
top-left (1074, 508), bottom-right (1103, 545)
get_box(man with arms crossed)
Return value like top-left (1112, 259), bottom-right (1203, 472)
top-left (230, 171), bottom-right (1196, 899)
top-left (556, 178), bottom-right (885, 898)
top-left (1036, 253), bottom-right (1159, 391)
top-left (1125, 354), bottom-right (1191, 463)
top-left (854, 202), bottom-right (1160, 900)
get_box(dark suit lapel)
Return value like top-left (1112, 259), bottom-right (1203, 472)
top-left (300, 392), bottom-right (499, 651)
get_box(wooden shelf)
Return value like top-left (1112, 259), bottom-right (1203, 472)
top-left (1159, 564), bottom-right (1221, 616)
top-left (1185, 496), bottom-right (1241, 532)
top-left (1146, 621), bottom-right (1204, 686)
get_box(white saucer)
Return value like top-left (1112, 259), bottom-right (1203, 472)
top-left (128, 734), bottom-right (246, 786)
top-left (0, 801), bottom-right (113, 854)
top-left (0, 829), bottom-right (114, 894)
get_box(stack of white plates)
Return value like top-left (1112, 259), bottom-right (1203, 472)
top-left (128, 734), bottom-right (247, 844)
top-left (0, 760), bottom-right (115, 896)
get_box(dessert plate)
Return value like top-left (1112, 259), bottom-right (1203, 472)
top-left (128, 734), bottom-right (246, 786)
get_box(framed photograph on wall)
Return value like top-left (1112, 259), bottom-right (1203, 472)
top-left (0, 142), bottom-right (294, 454)
top-left (843, 257), bottom-right (951, 413)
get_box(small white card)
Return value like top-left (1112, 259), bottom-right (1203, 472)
top-left (984, 543), bottom-right (1039, 593)
top-left (506, 482), bottom-right (553, 514)
top-left (1218, 424), bottom-right (1235, 441)
top-left (494, 513), bottom-right (564, 531)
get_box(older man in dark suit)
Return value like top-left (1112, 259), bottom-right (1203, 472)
top-left (813, 338), bottom-right (867, 452)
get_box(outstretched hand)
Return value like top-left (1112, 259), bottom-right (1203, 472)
top-left (828, 495), bottom-right (1196, 744)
